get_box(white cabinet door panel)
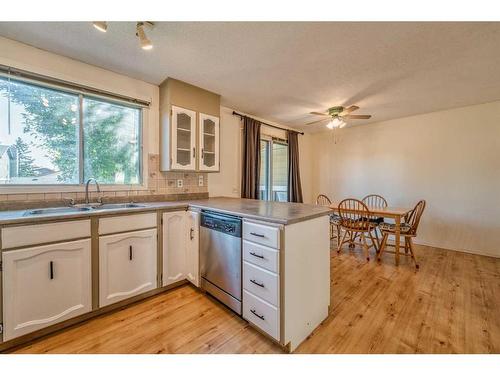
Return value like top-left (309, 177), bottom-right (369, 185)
top-left (162, 211), bottom-right (187, 286)
top-left (99, 229), bottom-right (157, 307)
top-left (171, 105), bottom-right (196, 170)
top-left (198, 113), bottom-right (219, 172)
top-left (2, 239), bottom-right (92, 341)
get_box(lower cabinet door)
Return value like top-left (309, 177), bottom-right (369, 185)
top-left (186, 211), bottom-right (200, 287)
top-left (1, 239), bottom-right (92, 341)
top-left (162, 211), bottom-right (187, 286)
top-left (99, 229), bottom-right (157, 307)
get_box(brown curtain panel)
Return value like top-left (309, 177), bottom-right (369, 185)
top-left (287, 130), bottom-right (303, 203)
top-left (241, 117), bottom-right (261, 199)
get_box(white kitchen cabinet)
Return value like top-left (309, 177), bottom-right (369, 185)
top-left (185, 211), bottom-right (200, 287)
top-left (99, 229), bottom-right (157, 307)
top-left (2, 239), bottom-right (92, 341)
top-left (171, 105), bottom-right (197, 170)
top-left (198, 113), bottom-right (220, 172)
top-left (162, 210), bottom-right (200, 287)
top-left (162, 211), bottom-right (187, 286)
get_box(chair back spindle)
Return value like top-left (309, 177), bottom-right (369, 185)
top-left (316, 194), bottom-right (332, 207)
top-left (404, 200), bottom-right (426, 236)
top-left (362, 194), bottom-right (388, 209)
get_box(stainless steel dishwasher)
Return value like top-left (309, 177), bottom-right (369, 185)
top-left (200, 211), bottom-right (242, 315)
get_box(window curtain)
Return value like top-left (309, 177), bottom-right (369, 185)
top-left (241, 116), bottom-right (261, 199)
top-left (287, 130), bottom-right (303, 203)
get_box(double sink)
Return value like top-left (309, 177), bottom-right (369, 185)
top-left (24, 203), bottom-right (146, 216)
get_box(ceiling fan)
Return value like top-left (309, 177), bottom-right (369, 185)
top-left (307, 105), bottom-right (372, 129)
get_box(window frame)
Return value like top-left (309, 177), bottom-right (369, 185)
top-left (0, 73), bottom-right (146, 192)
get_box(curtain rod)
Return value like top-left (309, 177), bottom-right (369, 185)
top-left (232, 111), bottom-right (304, 135)
top-left (0, 64), bottom-right (151, 108)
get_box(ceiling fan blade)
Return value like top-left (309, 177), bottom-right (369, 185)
top-left (310, 111), bottom-right (330, 117)
top-left (305, 118), bottom-right (329, 126)
top-left (343, 114), bottom-right (371, 119)
top-left (339, 105), bottom-right (359, 116)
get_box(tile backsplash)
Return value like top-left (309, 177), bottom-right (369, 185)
top-left (0, 154), bottom-right (209, 210)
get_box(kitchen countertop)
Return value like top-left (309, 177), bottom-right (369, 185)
top-left (0, 197), bottom-right (332, 226)
top-left (189, 197), bottom-right (332, 225)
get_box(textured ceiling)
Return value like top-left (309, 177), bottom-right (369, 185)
top-left (1, 22), bottom-right (500, 131)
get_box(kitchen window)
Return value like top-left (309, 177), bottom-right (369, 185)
top-left (0, 74), bottom-right (143, 186)
top-left (259, 136), bottom-right (288, 202)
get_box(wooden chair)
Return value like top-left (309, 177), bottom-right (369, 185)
top-left (337, 198), bottom-right (379, 261)
top-left (377, 200), bottom-right (426, 269)
top-left (362, 194), bottom-right (388, 246)
top-left (316, 194), bottom-right (341, 248)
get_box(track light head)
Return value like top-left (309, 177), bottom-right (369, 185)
top-left (92, 22), bottom-right (107, 32)
top-left (136, 22), bottom-right (153, 50)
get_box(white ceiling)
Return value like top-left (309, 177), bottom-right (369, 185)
top-left (1, 22), bottom-right (500, 131)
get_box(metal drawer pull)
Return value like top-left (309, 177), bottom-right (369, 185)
top-left (249, 252), bottom-right (264, 259)
top-left (250, 309), bottom-right (265, 320)
top-left (49, 261), bottom-right (54, 280)
top-left (190, 228), bottom-right (195, 240)
top-left (250, 232), bottom-right (265, 238)
top-left (129, 245), bottom-right (133, 261)
top-left (250, 279), bottom-right (265, 288)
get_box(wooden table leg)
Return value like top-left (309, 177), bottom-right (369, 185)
top-left (395, 215), bottom-right (401, 266)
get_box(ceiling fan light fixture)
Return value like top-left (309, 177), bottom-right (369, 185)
top-left (136, 22), bottom-right (153, 50)
top-left (326, 117), bottom-right (347, 129)
top-left (92, 22), bottom-right (108, 32)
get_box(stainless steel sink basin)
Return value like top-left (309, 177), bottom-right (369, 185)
top-left (24, 206), bottom-right (92, 216)
top-left (23, 203), bottom-right (146, 216)
top-left (92, 203), bottom-right (146, 210)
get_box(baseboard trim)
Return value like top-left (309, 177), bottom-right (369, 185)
top-left (413, 239), bottom-right (499, 259)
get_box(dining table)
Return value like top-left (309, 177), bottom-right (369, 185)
top-left (329, 202), bottom-right (413, 265)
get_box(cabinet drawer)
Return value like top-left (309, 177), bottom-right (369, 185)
top-left (99, 229), bottom-right (158, 307)
top-left (243, 221), bottom-right (280, 249)
top-left (1, 239), bottom-right (92, 341)
top-left (99, 213), bottom-right (157, 235)
top-left (243, 290), bottom-right (280, 341)
top-left (243, 261), bottom-right (279, 306)
top-left (243, 240), bottom-right (279, 273)
top-left (1, 220), bottom-right (90, 249)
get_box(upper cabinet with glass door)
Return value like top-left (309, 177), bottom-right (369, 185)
top-left (198, 113), bottom-right (220, 172)
top-left (171, 106), bottom-right (196, 170)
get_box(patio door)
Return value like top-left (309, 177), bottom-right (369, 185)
top-left (259, 136), bottom-right (288, 201)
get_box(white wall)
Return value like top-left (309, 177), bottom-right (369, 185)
top-left (0, 37), bottom-right (159, 193)
top-left (208, 106), bottom-right (315, 203)
top-left (310, 101), bottom-right (500, 257)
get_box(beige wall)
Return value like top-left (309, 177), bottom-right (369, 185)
top-left (309, 101), bottom-right (500, 257)
top-left (209, 106), bottom-right (315, 203)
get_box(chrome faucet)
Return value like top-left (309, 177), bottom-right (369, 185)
top-left (85, 178), bottom-right (101, 205)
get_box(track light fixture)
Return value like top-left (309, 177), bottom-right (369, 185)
top-left (92, 22), bottom-right (107, 32)
top-left (136, 22), bottom-right (154, 50)
top-left (91, 22), bottom-right (154, 51)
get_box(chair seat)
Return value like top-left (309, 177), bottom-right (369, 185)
top-left (379, 222), bottom-right (412, 233)
top-left (369, 217), bottom-right (384, 225)
top-left (330, 214), bottom-right (341, 225)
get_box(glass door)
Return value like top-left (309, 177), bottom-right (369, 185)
top-left (171, 105), bottom-right (196, 170)
top-left (259, 137), bottom-right (288, 201)
top-left (198, 113), bottom-right (220, 171)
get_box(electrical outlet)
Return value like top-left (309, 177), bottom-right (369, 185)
top-left (177, 179), bottom-right (183, 188)
top-left (198, 175), bottom-right (204, 186)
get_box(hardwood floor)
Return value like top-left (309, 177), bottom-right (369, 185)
top-left (9, 243), bottom-right (500, 354)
